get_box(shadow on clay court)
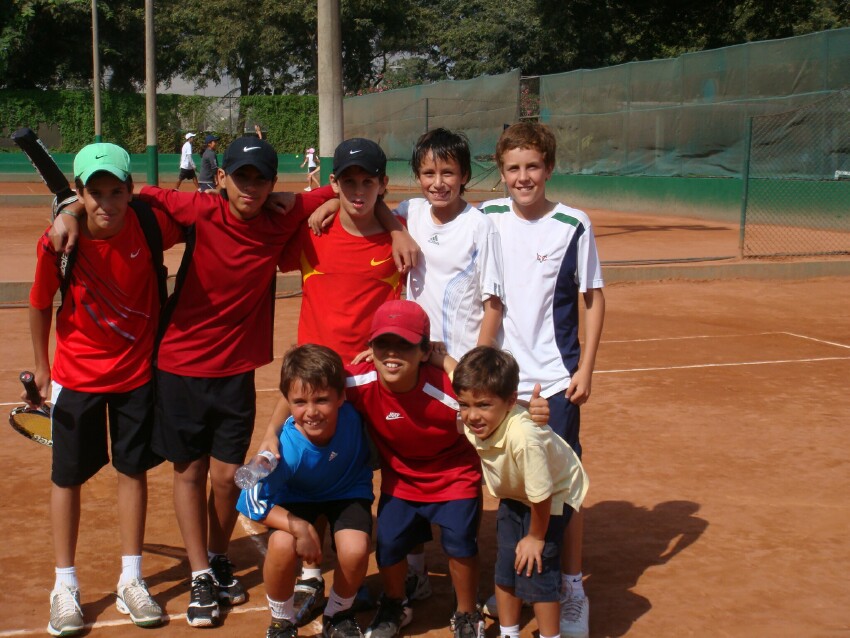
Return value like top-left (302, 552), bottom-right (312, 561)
top-left (584, 500), bottom-right (709, 637)
top-left (594, 223), bottom-right (731, 240)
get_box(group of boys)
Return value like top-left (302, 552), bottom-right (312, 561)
top-left (25, 121), bottom-right (605, 638)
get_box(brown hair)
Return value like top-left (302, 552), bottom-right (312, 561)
top-left (495, 122), bottom-right (557, 172)
top-left (451, 346), bottom-right (520, 401)
top-left (279, 344), bottom-right (346, 398)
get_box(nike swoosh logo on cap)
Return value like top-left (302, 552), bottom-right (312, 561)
top-left (349, 149), bottom-right (363, 155)
top-left (95, 154), bottom-right (108, 159)
top-left (243, 146), bottom-right (261, 152)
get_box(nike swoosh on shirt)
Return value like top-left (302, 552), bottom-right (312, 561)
top-left (370, 257), bottom-right (392, 266)
top-left (243, 146), bottom-right (261, 152)
top-left (130, 248), bottom-right (141, 258)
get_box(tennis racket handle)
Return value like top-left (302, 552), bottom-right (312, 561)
top-left (19, 371), bottom-right (42, 405)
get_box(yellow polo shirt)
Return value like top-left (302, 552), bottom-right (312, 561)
top-left (465, 406), bottom-right (589, 514)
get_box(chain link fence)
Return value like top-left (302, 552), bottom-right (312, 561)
top-left (740, 90), bottom-right (850, 258)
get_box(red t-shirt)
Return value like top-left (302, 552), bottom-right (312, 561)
top-left (344, 361), bottom-right (482, 502)
top-left (278, 214), bottom-right (403, 363)
top-left (29, 207), bottom-right (182, 392)
top-left (138, 185), bottom-right (334, 377)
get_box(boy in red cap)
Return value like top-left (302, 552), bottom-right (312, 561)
top-left (344, 299), bottom-right (486, 638)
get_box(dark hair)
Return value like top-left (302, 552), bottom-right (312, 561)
top-left (411, 128), bottom-right (471, 194)
top-left (279, 344), bottom-right (346, 398)
top-left (74, 174), bottom-right (133, 193)
top-left (452, 346), bottom-right (520, 400)
top-left (495, 122), bottom-right (557, 172)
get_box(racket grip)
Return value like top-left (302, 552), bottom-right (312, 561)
top-left (20, 371), bottom-right (42, 405)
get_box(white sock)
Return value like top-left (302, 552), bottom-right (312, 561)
top-left (500, 624), bottom-right (520, 638)
top-left (407, 552), bottom-right (426, 575)
top-left (561, 572), bottom-right (585, 599)
top-left (191, 568), bottom-right (214, 580)
top-left (268, 594), bottom-right (295, 621)
top-left (118, 555), bottom-right (143, 587)
top-left (540, 634), bottom-right (560, 638)
top-left (323, 587), bottom-right (355, 618)
top-left (301, 566), bottom-right (323, 582)
top-left (54, 566), bottom-right (78, 590)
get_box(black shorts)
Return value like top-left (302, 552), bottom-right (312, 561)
top-left (178, 168), bottom-right (197, 180)
top-left (153, 369), bottom-right (256, 464)
top-left (284, 499), bottom-right (373, 537)
top-left (51, 381), bottom-right (162, 487)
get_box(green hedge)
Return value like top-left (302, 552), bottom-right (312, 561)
top-left (0, 89), bottom-right (319, 154)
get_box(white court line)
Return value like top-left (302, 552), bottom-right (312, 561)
top-left (0, 604), bottom-right (278, 637)
top-left (604, 332), bottom-right (780, 344)
top-left (780, 331), bottom-right (850, 350)
top-left (596, 355), bottom-right (850, 374)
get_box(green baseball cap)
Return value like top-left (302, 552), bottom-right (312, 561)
top-left (74, 143), bottom-right (131, 185)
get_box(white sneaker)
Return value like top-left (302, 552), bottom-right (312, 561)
top-left (304, 186), bottom-right (312, 191)
top-left (116, 578), bottom-right (163, 627)
top-left (47, 585), bottom-right (84, 636)
top-left (559, 594), bottom-right (589, 638)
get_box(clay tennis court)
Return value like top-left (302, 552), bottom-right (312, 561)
top-left (1, 181), bottom-right (848, 637)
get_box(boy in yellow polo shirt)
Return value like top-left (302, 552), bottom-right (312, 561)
top-left (435, 345), bottom-right (589, 638)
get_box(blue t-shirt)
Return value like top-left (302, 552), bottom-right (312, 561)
top-left (236, 402), bottom-right (374, 521)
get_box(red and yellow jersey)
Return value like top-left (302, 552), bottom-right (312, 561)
top-left (279, 214), bottom-right (403, 363)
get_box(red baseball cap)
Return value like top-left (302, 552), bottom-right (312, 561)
top-left (370, 300), bottom-right (430, 344)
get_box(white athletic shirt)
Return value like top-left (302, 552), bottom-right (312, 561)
top-left (395, 198), bottom-right (505, 358)
top-left (306, 151), bottom-right (317, 169)
top-left (480, 198), bottom-right (604, 401)
top-left (179, 140), bottom-right (195, 170)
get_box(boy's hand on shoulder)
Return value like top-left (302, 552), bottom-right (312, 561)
top-left (526, 383), bottom-right (549, 426)
top-left (427, 342), bottom-right (456, 375)
top-left (308, 198), bottom-right (340, 235)
top-left (291, 518), bottom-right (323, 565)
top-left (265, 192), bottom-right (296, 215)
top-left (566, 367), bottom-right (592, 405)
top-left (390, 230), bottom-right (420, 274)
top-left (51, 199), bottom-right (84, 254)
top-left (350, 348), bottom-right (374, 365)
top-left (514, 534), bottom-right (545, 577)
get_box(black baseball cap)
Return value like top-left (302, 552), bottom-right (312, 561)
top-left (204, 134), bottom-right (220, 144)
top-left (333, 138), bottom-right (386, 176)
top-left (223, 136), bottom-right (278, 180)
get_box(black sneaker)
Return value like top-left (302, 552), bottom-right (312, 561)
top-left (364, 595), bottom-right (412, 638)
top-left (293, 576), bottom-right (326, 625)
top-left (186, 573), bottom-right (220, 628)
top-left (322, 609), bottom-right (363, 638)
top-left (267, 618), bottom-right (298, 638)
top-left (210, 554), bottom-right (246, 605)
top-left (451, 610), bottom-right (486, 638)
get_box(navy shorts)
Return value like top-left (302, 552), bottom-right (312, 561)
top-left (198, 181), bottom-right (215, 192)
top-left (153, 369), bottom-right (256, 464)
top-left (375, 494), bottom-right (480, 567)
top-left (547, 390), bottom-right (582, 458)
top-left (494, 498), bottom-right (572, 602)
top-left (51, 381), bottom-right (162, 487)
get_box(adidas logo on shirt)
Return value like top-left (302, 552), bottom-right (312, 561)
top-left (385, 412), bottom-right (403, 421)
top-left (428, 234), bottom-right (439, 245)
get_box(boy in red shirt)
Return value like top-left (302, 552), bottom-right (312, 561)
top-left (27, 143), bottom-right (182, 636)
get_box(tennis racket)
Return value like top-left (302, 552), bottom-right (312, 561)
top-left (10, 127), bottom-right (76, 207)
top-left (8, 371), bottom-right (52, 447)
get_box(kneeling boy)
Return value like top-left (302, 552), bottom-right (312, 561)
top-left (237, 344), bottom-right (374, 638)
top-left (447, 346), bottom-right (589, 638)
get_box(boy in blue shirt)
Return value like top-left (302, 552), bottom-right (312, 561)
top-left (237, 344), bottom-right (374, 638)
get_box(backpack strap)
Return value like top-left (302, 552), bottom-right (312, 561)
top-left (128, 199), bottom-right (168, 307)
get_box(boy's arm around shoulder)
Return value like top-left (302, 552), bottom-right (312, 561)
top-left (375, 198), bottom-right (419, 274)
top-left (566, 287), bottom-right (605, 405)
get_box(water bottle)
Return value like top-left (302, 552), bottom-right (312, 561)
top-left (234, 450), bottom-right (278, 489)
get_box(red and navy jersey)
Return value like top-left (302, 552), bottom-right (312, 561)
top-left (344, 362), bottom-right (482, 502)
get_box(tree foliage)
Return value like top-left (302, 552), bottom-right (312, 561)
top-left (1, 0), bottom-right (847, 93)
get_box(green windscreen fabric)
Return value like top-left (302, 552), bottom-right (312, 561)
top-left (540, 28), bottom-right (850, 178)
